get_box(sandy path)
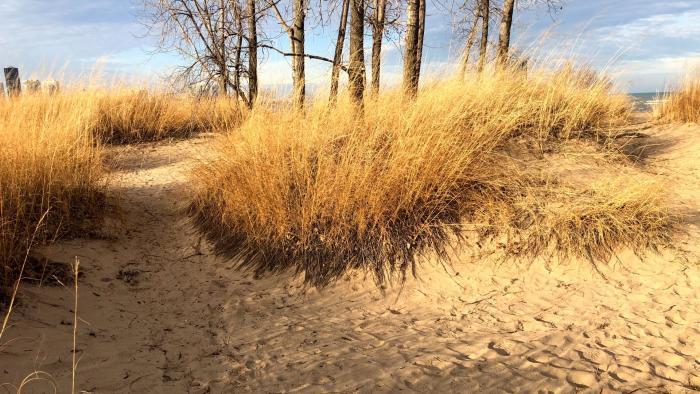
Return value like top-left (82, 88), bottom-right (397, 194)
top-left (1, 127), bottom-right (699, 393)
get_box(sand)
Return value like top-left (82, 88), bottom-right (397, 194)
top-left (1, 124), bottom-right (699, 393)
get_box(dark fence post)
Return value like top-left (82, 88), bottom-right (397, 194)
top-left (4, 67), bottom-right (21, 96)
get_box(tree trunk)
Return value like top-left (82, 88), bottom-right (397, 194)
top-left (497, 0), bottom-right (515, 68)
top-left (248, 0), bottom-right (258, 106)
top-left (370, 0), bottom-right (387, 95)
top-left (459, 6), bottom-right (482, 77)
top-left (414, 0), bottom-right (426, 79)
top-left (234, 3), bottom-right (244, 102)
top-left (330, 0), bottom-right (350, 105)
top-left (403, 0), bottom-right (420, 98)
top-left (217, 0), bottom-right (229, 95)
top-left (477, 0), bottom-right (489, 73)
top-left (348, 0), bottom-right (365, 108)
top-left (292, 0), bottom-right (306, 110)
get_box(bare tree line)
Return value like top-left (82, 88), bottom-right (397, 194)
top-left (141, 0), bottom-right (564, 110)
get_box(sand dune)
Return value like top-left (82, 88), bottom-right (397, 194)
top-left (1, 124), bottom-right (699, 393)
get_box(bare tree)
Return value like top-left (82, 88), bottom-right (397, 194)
top-left (458, 4), bottom-right (481, 76)
top-left (370, 0), bottom-right (387, 95)
top-left (497, 0), bottom-right (564, 67)
top-left (496, 0), bottom-right (515, 67)
top-left (401, 0), bottom-right (426, 94)
top-left (348, 0), bottom-right (366, 108)
top-left (268, 0), bottom-right (307, 109)
top-left (266, 0), bottom-right (344, 109)
top-left (477, 0), bottom-right (489, 73)
top-left (403, 0), bottom-right (420, 97)
top-left (233, 2), bottom-right (245, 98)
top-left (415, 0), bottom-right (426, 79)
top-left (452, 0), bottom-right (563, 75)
top-left (141, 0), bottom-right (252, 99)
top-left (291, 0), bottom-right (306, 109)
top-left (248, 0), bottom-right (259, 104)
top-left (330, 0), bottom-right (350, 105)
top-left (217, 0), bottom-right (230, 94)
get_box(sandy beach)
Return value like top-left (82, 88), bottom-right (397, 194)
top-left (1, 122), bottom-right (699, 393)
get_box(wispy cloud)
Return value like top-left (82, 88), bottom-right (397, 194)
top-left (0, 0), bottom-right (150, 78)
top-left (595, 9), bottom-right (700, 44)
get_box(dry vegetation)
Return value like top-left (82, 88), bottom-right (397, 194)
top-left (658, 72), bottom-right (700, 123)
top-left (0, 90), bottom-right (243, 298)
top-left (0, 66), bottom-right (680, 297)
top-left (469, 177), bottom-right (676, 263)
top-left (0, 94), bottom-right (104, 296)
top-left (188, 65), bottom-right (675, 288)
top-left (92, 90), bottom-right (243, 143)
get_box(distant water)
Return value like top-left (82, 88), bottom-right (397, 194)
top-left (629, 92), bottom-right (668, 112)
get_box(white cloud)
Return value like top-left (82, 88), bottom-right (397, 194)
top-left (0, 0), bottom-right (153, 80)
top-left (595, 9), bottom-right (700, 45)
top-left (608, 53), bottom-right (700, 92)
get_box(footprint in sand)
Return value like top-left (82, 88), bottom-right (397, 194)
top-left (566, 370), bottom-right (598, 388)
top-left (488, 340), bottom-right (530, 357)
top-left (653, 351), bottom-right (686, 368)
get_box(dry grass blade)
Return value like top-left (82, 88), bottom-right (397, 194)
top-left (16, 371), bottom-right (57, 393)
top-left (71, 257), bottom-right (79, 394)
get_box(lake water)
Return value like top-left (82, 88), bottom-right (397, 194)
top-left (629, 92), bottom-right (667, 112)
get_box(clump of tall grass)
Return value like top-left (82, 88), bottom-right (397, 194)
top-left (0, 94), bottom-right (105, 296)
top-left (189, 65), bottom-right (635, 287)
top-left (657, 72), bottom-right (700, 123)
top-left (91, 90), bottom-right (244, 144)
top-left (468, 176), bottom-right (676, 263)
top-left (526, 65), bottom-right (630, 141)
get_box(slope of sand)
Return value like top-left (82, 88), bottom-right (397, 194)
top-left (1, 125), bottom-right (699, 393)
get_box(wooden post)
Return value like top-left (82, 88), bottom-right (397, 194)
top-left (4, 67), bottom-right (21, 96)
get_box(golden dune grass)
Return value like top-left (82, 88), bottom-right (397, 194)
top-left (0, 94), bottom-right (104, 294)
top-left (91, 90), bottom-right (243, 143)
top-left (658, 72), bottom-right (700, 123)
top-left (188, 66), bottom-right (648, 288)
top-left (0, 89), bottom-right (243, 295)
top-left (470, 177), bottom-right (676, 262)
top-left (0, 66), bottom-right (671, 294)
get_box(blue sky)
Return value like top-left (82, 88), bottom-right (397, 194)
top-left (1, 0), bottom-right (699, 93)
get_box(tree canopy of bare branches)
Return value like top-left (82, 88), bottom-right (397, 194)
top-left (140, 0), bottom-right (565, 107)
top-left (141, 0), bottom-right (259, 105)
